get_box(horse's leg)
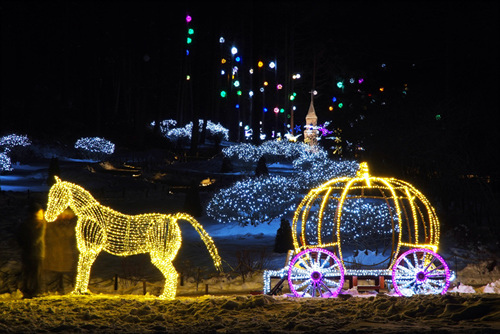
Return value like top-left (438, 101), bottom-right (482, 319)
top-left (150, 253), bottom-right (178, 300)
top-left (73, 251), bottom-right (100, 294)
top-left (72, 218), bottom-right (104, 295)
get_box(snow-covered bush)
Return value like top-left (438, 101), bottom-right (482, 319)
top-left (0, 134), bottom-right (32, 150)
top-left (223, 140), bottom-right (309, 164)
top-left (74, 137), bottom-right (115, 161)
top-left (206, 175), bottom-right (298, 226)
top-left (166, 127), bottom-right (191, 146)
top-left (291, 145), bottom-right (329, 170)
top-left (203, 120), bottom-right (229, 142)
top-left (292, 159), bottom-right (359, 190)
top-left (0, 134), bottom-right (32, 171)
top-left (222, 143), bottom-right (261, 162)
top-left (150, 119), bottom-right (178, 136)
top-left (0, 151), bottom-right (12, 172)
top-left (260, 140), bottom-right (308, 163)
top-left (158, 119), bottom-right (229, 145)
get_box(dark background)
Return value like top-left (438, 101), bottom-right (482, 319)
top-left (1, 1), bottom-right (498, 174)
top-left (1, 0), bottom-right (499, 253)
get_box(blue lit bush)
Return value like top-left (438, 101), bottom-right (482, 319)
top-left (222, 143), bottom-right (261, 163)
top-left (0, 134), bottom-right (32, 171)
top-left (206, 175), bottom-right (298, 226)
top-left (154, 119), bottom-right (229, 146)
top-left (74, 137), bottom-right (115, 161)
top-left (260, 140), bottom-right (308, 164)
top-left (207, 155), bottom-right (359, 226)
top-left (0, 152), bottom-right (12, 172)
top-left (223, 140), bottom-right (322, 165)
top-left (0, 134), bottom-right (32, 149)
top-left (292, 158), bottom-right (359, 190)
top-left (150, 119), bottom-right (178, 136)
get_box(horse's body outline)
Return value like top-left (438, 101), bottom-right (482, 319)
top-left (45, 177), bottom-right (222, 299)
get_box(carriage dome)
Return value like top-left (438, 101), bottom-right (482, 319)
top-left (291, 162), bottom-right (440, 270)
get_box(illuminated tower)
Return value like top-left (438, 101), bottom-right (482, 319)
top-left (304, 92), bottom-right (318, 149)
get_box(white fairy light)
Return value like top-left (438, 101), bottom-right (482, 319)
top-left (206, 175), bottom-right (298, 226)
top-left (74, 137), bottom-right (115, 155)
top-left (165, 119), bottom-right (229, 142)
top-left (0, 151), bottom-right (12, 172)
top-left (0, 134), bottom-right (32, 148)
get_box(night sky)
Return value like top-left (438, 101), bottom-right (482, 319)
top-left (1, 1), bottom-right (498, 175)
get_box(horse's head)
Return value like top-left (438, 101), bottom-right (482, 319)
top-left (45, 176), bottom-right (71, 222)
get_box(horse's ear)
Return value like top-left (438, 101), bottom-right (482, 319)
top-left (54, 176), bottom-right (61, 183)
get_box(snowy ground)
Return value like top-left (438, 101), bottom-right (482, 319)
top-left (1, 157), bottom-right (500, 333)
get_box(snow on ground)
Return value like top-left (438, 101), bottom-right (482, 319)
top-left (1, 158), bottom-right (500, 333)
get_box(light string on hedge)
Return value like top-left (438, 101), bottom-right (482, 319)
top-left (74, 137), bottom-right (115, 155)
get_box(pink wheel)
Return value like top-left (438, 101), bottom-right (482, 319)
top-left (288, 248), bottom-right (344, 298)
top-left (392, 248), bottom-right (451, 297)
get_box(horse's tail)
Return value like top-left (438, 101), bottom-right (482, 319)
top-left (174, 213), bottom-right (223, 272)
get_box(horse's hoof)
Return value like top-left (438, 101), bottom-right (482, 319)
top-left (70, 290), bottom-right (91, 296)
top-left (158, 294), bottom-right (175, 300)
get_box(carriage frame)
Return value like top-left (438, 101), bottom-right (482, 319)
top-left (263, 162), bottom-right (455, 297)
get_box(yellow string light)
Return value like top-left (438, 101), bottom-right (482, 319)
top-left (291, 162), bottom-right (440, 270)
top-left (45, 177), bottom-right (222, 300)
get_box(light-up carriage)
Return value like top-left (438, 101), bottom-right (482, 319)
top-left (263, 162), bottom-right (454, 297)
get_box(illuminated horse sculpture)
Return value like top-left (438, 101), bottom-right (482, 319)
top-left (45, 176), bottom-right (222, 299)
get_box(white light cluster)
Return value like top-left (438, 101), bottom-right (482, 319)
top-left (222, 142), bottom-right (261, 162)
top-left (206, 175), bottom-right (298, 226)
top-left (150, 119), bottom-right (178, 134)
top-left (164, 119), bottom-right (229, 142)
top-left (291, 159), bottom-right (359, 190)
top-left (0, 134), bottom-right (32, 172)
top-left (74, 137), bottom-right (115, 155)
top-left (0, 134), bottom-right (32, 149)
top-left (207, 158), bottom-right (358, 227)
top-left (222, 140), bottom-right (324, 164)
top-left (0, 152), bottom-right (12, 172)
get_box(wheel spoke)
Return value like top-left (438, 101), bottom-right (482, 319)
top-left (291, 267), bottom-right (310, 276)
top-left (426, 264), bottom-right (444, 274)
top-left (400, 279), bottom-right (416, 289)
top-left (319, 281), bottom-right (333, 296)
top-left (323, 278), bottom-right (340, 288)
top-left (403, 256), bottom-right (415, 270)
top-left (413, 251), bottom-right (419, 267)
top-left (297, 256), bottom-right (312, 271)
top-left (424, 255), bottom-right (436, 271)
top-left (396, 265), bottom-right (414, 277)
top-left (320, 255), bottom-right (331, 269)
top-left (294, 279), bottom-right (312, 291)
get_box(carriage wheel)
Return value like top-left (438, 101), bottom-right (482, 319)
top-left (392, 248), bottom-right (451, 297)
top-left (288, 248), bottom-right (344, 298)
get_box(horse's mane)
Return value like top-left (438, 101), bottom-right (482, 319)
top-left (60, 180), bottom-right (98, 206)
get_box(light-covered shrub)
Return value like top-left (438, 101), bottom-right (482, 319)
top-left (0, 151), bottom-right (12, 172)
top-left (206, 175), bottom-right (298, 226)
top-left (74, 137), bottom-right (115, 161)
top-left (0, 134), bottom-right (32, 150)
